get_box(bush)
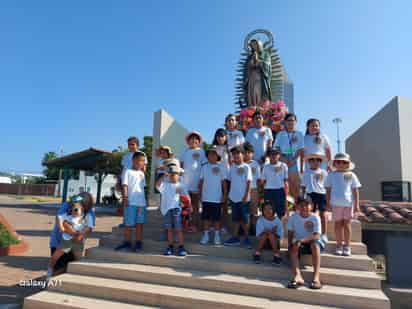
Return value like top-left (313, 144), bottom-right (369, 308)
top-left (0, 223), bottom-right (20, 247)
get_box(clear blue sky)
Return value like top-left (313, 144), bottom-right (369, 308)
top-left (1, 1), bottom-right (411, 173)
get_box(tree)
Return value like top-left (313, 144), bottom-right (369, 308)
top-left (141, 136), bottom-right (153, 190)
top-left (42, 151), bottom-right (60, 180)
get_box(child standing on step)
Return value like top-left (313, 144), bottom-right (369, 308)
top-left (253, 202), bottom-right (283, 265)
top-left (224, 145), bottom-right (253, 248)
top-left (199, 146), bottom-right (228, 245)
top-left (180, 131), bottom-right (207, 230)
top-left (325, 153), bottom-right (361, 257)
top-left (304, 119), bottom-right (332, 171)
top-left (225, 114), bottom-right (245, 152)
top-left (301, 153), bottom-right (329, 243)
top-left (287, 197), bottom-right (323, 290)
top-left (156, 165), bottom-right (190, 256)
top-left (115, 151), bottom-right (147, 252)
top-left (260, 148), bottom-right (289, 219)
top-left (245, 111), bottom-right (273, 165)
top-left (244, 142), bottom-right (261, 231)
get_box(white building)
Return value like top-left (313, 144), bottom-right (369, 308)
top-left (0, 176), bottom-right (12, 184)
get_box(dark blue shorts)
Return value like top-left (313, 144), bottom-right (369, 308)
top-left (230, 200), bottom-right (250, 224)
top-left (299, 240), bottom-right (324, 255)
top-left (201, 202), bottom-right (222, 222)
top-left (308, 192), bottom-right (326, 212)
top-left (264, 188), bottom-right (286, 218)
top-left (163, 208), bottom-right (183, 230)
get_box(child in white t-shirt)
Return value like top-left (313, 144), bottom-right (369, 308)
top-left (155, 145), bottom-right (174, 182)
top-left (224, 145), bottom-right (253, 248)
top-left (304, 119), bottom-right (332, 170)
top-left (260, 148), bottom-right (288, 219)
top-left (225, 114), bottom-right (245, 151)
top-left (199, 146), bottom-right (228, 245)
top-left (115, 151), bottom-right (147, 252)
top-left (243, 142), bottom-right (261, 230)
top-left (156, 165), bottom-right (191, 257)
top-left (301, 153), bottom-right (329, 243)
top-left (325, 153), bottom-right (361, 257)
top-left (287, 197), bottom-right (323, 290)
top-left (245, 111), bottom-right (273, 165)
top-left (179, 131), bottom-right (207, 229)
top-left (253, 202), bottom-right (283, 265)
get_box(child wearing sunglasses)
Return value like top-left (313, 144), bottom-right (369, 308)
top-left (325, 153), bottom-right (361, 256)
top-left (301, 153), bottom-right (329, 243)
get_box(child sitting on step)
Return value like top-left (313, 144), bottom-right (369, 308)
top-left (325, 153), bottom-right (361, 257)
top-left (115, 151), bottom-right (147, 252)
top-left (156, 165), bottom-right (190, 256)
top-left (287, 196), bottom-right (323, 290)
top-left (253, 201), bottom-right (283, 265)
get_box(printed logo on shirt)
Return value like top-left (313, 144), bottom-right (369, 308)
top-left (176, 186), bottom-right (183, 194)
top-left (259, 130), bottom-right (266, 137)
top-left (237, 167), bottom-right (245, 175)
top-left (251, 167), bottom-right (257, 175)
top-left (192, 152), bottom-right (200, 160)
top-left (275, 165), bottom-right (283, 174)
top-left (304, 220), bottom-right (314, 233)
top-left (212, 166), bottom-right (220, 175)
top-left (343, 172), bottom-right (353, 182)
top-left (314, 135), bottom-right (322, 145)
top-left (314, 173), bottom-right (323, 182)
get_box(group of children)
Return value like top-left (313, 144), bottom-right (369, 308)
top-left (115, 112), bottom-right (362, 290)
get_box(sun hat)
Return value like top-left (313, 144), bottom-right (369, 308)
top-left (330, 152), bottom-right (355, 171)
top-left (167, 164), bottom-right (184, 175)
top-left (163, 158), bottom-right (181, 169)
top-left (156, 145), bottom-right (173, 157)
top-left (206, 145), bottom-right (221, 161)
top-left (185, 131), bottom-right (203, 144)
top-left (304, 152), bottom-right (327, 162)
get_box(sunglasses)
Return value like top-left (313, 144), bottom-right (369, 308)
top-left (335, 160), bottom-right (349, 165)
top-left (309, 158), bottom-right (322, 163)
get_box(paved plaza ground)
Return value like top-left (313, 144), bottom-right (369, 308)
top-left (0, 195), bottom-right (121, 308)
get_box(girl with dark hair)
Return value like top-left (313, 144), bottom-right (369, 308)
top-left (225, 114), bottom-right (245, 151)
top-left (304, 119), bottom-right (332, 170)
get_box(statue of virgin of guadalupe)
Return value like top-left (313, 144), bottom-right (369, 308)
top-left (245, 39), bottom-right (272, 106)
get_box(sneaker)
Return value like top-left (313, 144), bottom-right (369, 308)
top-left (224, 236), bottom-right (241, 247)
top-left (242, 237), bottom-right (252, 249)
top-left (253, 253), bottom-right (262, 264)
top-left (115, 241), bottom-right (132, 252)
top-left (214, 231), bottom-right (222, 245)
top-left (342, 245), bottom-right (351, 256)
top-left (220, 227), bottom-right (228, 235)
top-left (320, 234), bottom-right (329, 244)
top-left (272, 255), bottom-right (282, 265)
top-left (177, 246), bottom-right (187, 257)
top-left (46, 266), bottom-right (53, 280)
top-left (164, 245), bottom-right (174, 256)
top-left (200, 232), bottom-right (210, 245)
top-left (335, 245), bottom-right (343, 256)
top-left (135, 241), bottom-right (143, 252)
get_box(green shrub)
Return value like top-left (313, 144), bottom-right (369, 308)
top-left (0, 223), bottom-right (20, 247)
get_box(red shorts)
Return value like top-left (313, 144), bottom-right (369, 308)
top-left (332, 206), bottom-right (353, 221)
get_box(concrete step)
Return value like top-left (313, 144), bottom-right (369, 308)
top-left (111, 227), bottom-right (367, 255)
top-left (23, 291), bottom-right (155, 309)
top-left (99, 236), bottom-right (374, 272)
top-left (85, 247), bottom-right (382, 289)
top-left (49, 273), bottom-right (390, 309)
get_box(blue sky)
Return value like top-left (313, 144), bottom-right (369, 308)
top-left (1, 1), bottom-right (411, 173)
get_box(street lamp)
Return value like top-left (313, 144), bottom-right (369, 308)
top-left (332, 118), bottom-right (342, 153)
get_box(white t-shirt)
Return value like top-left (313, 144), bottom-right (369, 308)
top-left (227, 163), bottom-right (252, 203)
top-left (179, 148), bottom-right (207, 192)
top-left (256, 216), bottom-right (283, 238)
top-left (287, 213), bottom-right (321, 241)
top-left (304, 133), bottom-right (331, 157)
top-left (157, 181), bottom-right (188, 215)
top-left (226, 129), bottom-right (245, 150)
top-left (274, 130), bottom-right (304, 156)
top-left (59, 213), bottom-right (94, 241)
top-left (122, 169), bottom-right (147, 206)
top-left (324, 171), bottom-right (361, 207)
top-left (246, 160), bottom-right (261, 189)
top-left (261, 162), bottom-right (288, 189)
top-left (245, 127), bottom-right (273, 162)
top-left (301, 168), bottom-right (328, 194)
top-left (200, 163), bottom-right (226, 203)
top-left (215, 145), bottom-right (230, 173)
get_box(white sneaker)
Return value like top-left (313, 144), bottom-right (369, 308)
top-left (342, 246), bottom-right (351, 256)
top-left (200, 232), bottom-right (209, 245)
top-left (214, 231), bottom-right (222, 245)
top-left (335, 246), bottom-right (343, 256)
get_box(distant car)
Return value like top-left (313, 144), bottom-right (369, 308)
top-left (0, 176), bottom-right (12, 184)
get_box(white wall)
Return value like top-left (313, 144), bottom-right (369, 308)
top-left (398, 96), bottom-right (412, 185)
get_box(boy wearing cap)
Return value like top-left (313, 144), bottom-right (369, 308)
top-left (325, 153), bottom-right (361, 256)
top-left (199, 146), bottom-right (228, 245)
top-left (180, 131), bottom-right (207, 229)
top-left (260, 148), bottom-right (289, 219)
top-left (115, 151), bottom-right (147, 252)
top-left (224, 145), bottom-right (253, 248)
top-left (156, 165), bottom-right (190, 256)
top-left (301, 153), bottom-right (329, 243)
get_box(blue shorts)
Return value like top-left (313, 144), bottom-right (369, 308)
top-left (308, 192), bottom-right (327, 212)
top-left (163, 208), bottom-right (183, 230)
top-left (230, 200), bottom-right (250, 224)
top-left (201, 202), bottom-right (222, 222)
top-left (299, 239), bottom-right (325, 255)
top-left (264, 189), bottom-right (286, 218)
top-left (124, 205), bottom-right (146, 226)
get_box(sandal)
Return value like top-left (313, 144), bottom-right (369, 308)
top-left (287, 280), bottom-right (304, 289)
top-left (310, 281), bottom-right (322, 290)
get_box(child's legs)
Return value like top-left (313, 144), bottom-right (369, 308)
top-left (135, 207), bottom-right (146, 241)
top-left (256, 233), bottom-right (269, 253)
top-left (167, 229), bottom-right (174, 245)
top-left (310, 241), bottom-right (321, 282)
top-left (289, 243), bottom-right (303, 281)
top-left (124, 205), bottom-right (138, 242)
top-left (124, 226), bottom-right (132, 242)
top-left (239, 202), bottom-right (250, 238)
top-left (220, 180), bottom-right (229, 228)
top-left (190, 192), bottom-right (200, 228)
top-left (288, 172), bottom-right (301, 201)
top-left (268, 233), bottom-right (280, 255)
top-left (212, 203), bottom-right (222, 230)
top-left (320, 211), bottom-right (327, 235)
top-left (274, 189), bottom-right (286, 219)
top-left (201, 202), bottom-right (212, 231)
top-left (135, 224), bottom-right (143, 242)
top-left (343, 219), bottom-right (352, 246)
top-left (72, 250), bottom-right (83, 261)
top-left (163, 210), bottom-right (174, 245)
top-left (172, 208), bottom-right (184, 246)
top-left (230, 201), bottom-right (242, 237)
top-left (334, 220), bottom-right (344, 246)
top-left (250, 189), bottom-right (259, 224)
top-left (49, 248), bottom-right (66, 268)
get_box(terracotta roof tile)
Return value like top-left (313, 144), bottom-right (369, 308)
top-left (359, 200), bottom-right (412, 224)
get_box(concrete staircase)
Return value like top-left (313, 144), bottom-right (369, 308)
top-left (24, 208), bottom-right (390, 309)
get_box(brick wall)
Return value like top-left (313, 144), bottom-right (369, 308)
top-left (0, 183), bottom-right (56, 196)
